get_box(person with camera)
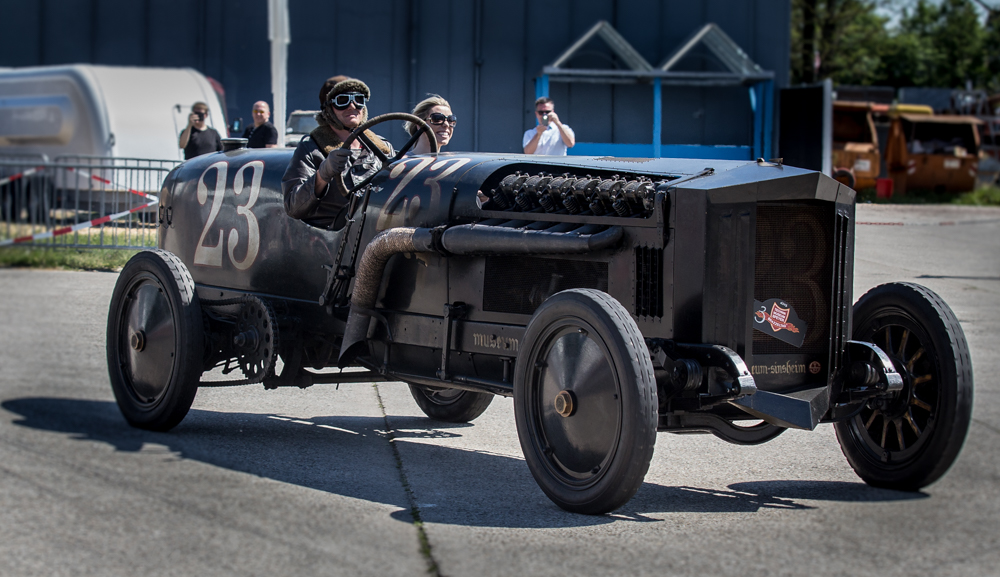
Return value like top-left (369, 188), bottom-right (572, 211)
top-left (522, 96), bottom-right (575, 155)
top-left (178, 101), bottom-right (223, 160)
top-left (282, 76), bottom-right (394, 229)
top-left (242, 100), bottom-right (279, 148)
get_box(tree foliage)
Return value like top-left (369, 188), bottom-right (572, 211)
top-left (791, 0), bottom-right (1000, 89)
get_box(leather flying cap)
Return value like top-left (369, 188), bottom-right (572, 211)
top-left (328, 79), bottom-right (371, 102)
top-left (318, 75), bottom-right (350, 107)
top-left (316, 76), bottom-right (372, 132)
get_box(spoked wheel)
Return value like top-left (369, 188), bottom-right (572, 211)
top-left (835, 282), bottom-right (973, 490)
top-left (106, 250), bottom-right (204, 431)
top-left (514, 289), bottom-right (657, 514)
top-left (408, 384), bottom-right (494, 423)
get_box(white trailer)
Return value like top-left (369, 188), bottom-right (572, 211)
top-left (0, 64), bottom-right (228, 162)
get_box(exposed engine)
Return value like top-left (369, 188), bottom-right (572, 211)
top-left (484, 171), bottom-right (663, 219)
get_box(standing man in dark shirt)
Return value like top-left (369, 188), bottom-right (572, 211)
top-left (178, 101), bottom-right (222, 160)
top-left (242, 100), bottom-right (279, 148)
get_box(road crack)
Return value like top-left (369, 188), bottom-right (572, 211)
top-left (973, 417), bottom-right (1000, 436)
top-left (374, 383), bottom-right (443, 577)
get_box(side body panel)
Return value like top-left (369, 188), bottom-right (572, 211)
top-left (160, 148), bottom-right (340, 305)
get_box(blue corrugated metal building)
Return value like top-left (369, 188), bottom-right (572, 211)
top-left (0, 0), bottom-right (790, 157)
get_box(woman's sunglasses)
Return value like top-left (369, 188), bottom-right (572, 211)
top-left (428, 112), bottom-right (457, 126)
top-left (329, 92), bottom-right (367, 110)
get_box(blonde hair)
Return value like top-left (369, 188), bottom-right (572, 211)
top-left (403, 94), bottom-right (451, 136)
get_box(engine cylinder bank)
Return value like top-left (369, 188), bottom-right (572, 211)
top-left (487, 171), bottom-right (663, 219)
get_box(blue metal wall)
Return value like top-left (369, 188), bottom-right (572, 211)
top-left (0, 0), bottom-right (790, 154)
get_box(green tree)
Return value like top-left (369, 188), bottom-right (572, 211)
top-left (972, 0), bottom-right (1000, 90)
top-left (792, 0), bottom-right (996, 89)
top-left (791, 0), bottom-right (887, 85)
top-left (927, 0), bottom-right (986, 87)
top-left (877, 1), bottom-right (944, 87)
top-left (826, 7), bottom-right (891, 85)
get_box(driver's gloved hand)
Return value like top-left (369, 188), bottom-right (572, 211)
top-left (318, 148), bottom-right (352, 184)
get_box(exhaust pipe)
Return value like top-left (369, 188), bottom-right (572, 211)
top-left (337, 224), bottom-right (623, 367)
top-left (337, 227), bottom-right (432, 367)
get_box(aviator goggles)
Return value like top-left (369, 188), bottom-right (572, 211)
top-left (328, 92), bottom-right (367, 110)
top-left (427, 112), bottom-right (458, 126)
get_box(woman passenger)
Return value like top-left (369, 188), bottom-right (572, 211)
top-left (402, 94), bottom-right (457, 154)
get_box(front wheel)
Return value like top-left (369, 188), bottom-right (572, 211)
top-left (835, 282), bottom-right (973, 490)
top-left (106, 250), bottom-right (204, 431)
top-left (514, 289), bottom-right (657, 514)
top-left (408, 384), bottom-right (494, 423)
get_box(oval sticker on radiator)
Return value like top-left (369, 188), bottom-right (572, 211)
top-left (753, 299), bottom-right (807, 348)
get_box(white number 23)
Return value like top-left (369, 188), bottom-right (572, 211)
top-left (194, 160), bottom-right (262, 270)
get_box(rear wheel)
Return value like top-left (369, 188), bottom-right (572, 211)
top-left (106, 250), bottom-right (204, 431)
top-left (514, 289), bottom-right (657, 514)
top-left (408, 384), bottom-right (494, 423)
top-left (835, 282), bottom-right (973, 490)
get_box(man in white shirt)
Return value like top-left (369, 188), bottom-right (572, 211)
top-left (523, 97), bottom-right (575, 155)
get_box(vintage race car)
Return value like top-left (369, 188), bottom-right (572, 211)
top-left (107, 113), bottom-right (973, 514)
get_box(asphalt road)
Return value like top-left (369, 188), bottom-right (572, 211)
top-left (1, 204), bottom-right (998, 577)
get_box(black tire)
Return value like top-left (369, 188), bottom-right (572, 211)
top-left (514, 289), bottom-right (657, 514)
top-left (106, 249), bottom-right (204, 431)
top-left (408, 384), bottom-right (494, 423)
top-left (834, 282), bottom-right (973, 490)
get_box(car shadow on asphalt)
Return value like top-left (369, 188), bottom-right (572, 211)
top-left (2, 396), bottom-right (926, 528)
top-left (615, 479), bottom-right (926, 521)
top-left (917, 274), bottom-right (1000, 281)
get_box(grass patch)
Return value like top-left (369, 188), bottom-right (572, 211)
top-left (0, 222), bottom-right (155, 271)
top-left (0, 246), bottom-right (140, 271)
top-left (856, 184), bottom-right (1000, 206)
top-left (952, 186), bottom-right (1000, 206)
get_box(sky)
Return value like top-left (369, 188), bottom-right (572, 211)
top-left (875, 0), bottom-right (992, 27)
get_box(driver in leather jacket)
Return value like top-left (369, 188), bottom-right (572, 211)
top-left (282, 77), bottom-right (395, 229)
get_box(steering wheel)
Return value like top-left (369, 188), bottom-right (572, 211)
top-left (333, 112), bottom-right (438, 197)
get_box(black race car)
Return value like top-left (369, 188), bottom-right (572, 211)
top-left (107, 113), bottom-right (973, 514)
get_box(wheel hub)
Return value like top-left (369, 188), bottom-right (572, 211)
top-left (233, 327), bottom-right (259, 350)
top-left (878, 354), bottom-right (913, 420)
top-left (553, 390), bottom-right (576, 417)
top-left (130, 330), bottom-right (146, 352)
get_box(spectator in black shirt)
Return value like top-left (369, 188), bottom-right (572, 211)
top-left (178, 101), bottom-right (222, 160)
top-left (242, 100), bottom-right (279, 148)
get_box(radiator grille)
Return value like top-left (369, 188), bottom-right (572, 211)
top-left (634, 247), bottom-right (664, 318)
top-left (753, 204), bottom-right (834, 355)
top-left (830, 212), bottom-right (851, 371)
top-left (483, 256), bottom-right (608, 315)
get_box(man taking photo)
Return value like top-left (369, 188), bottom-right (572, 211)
top-left (178, 101), bottom-right (222, 160)
top-left (523, 97), bottom-right (575, 155)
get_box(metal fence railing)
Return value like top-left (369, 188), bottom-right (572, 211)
top-left (0, 155), bottom-right (180, 249)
